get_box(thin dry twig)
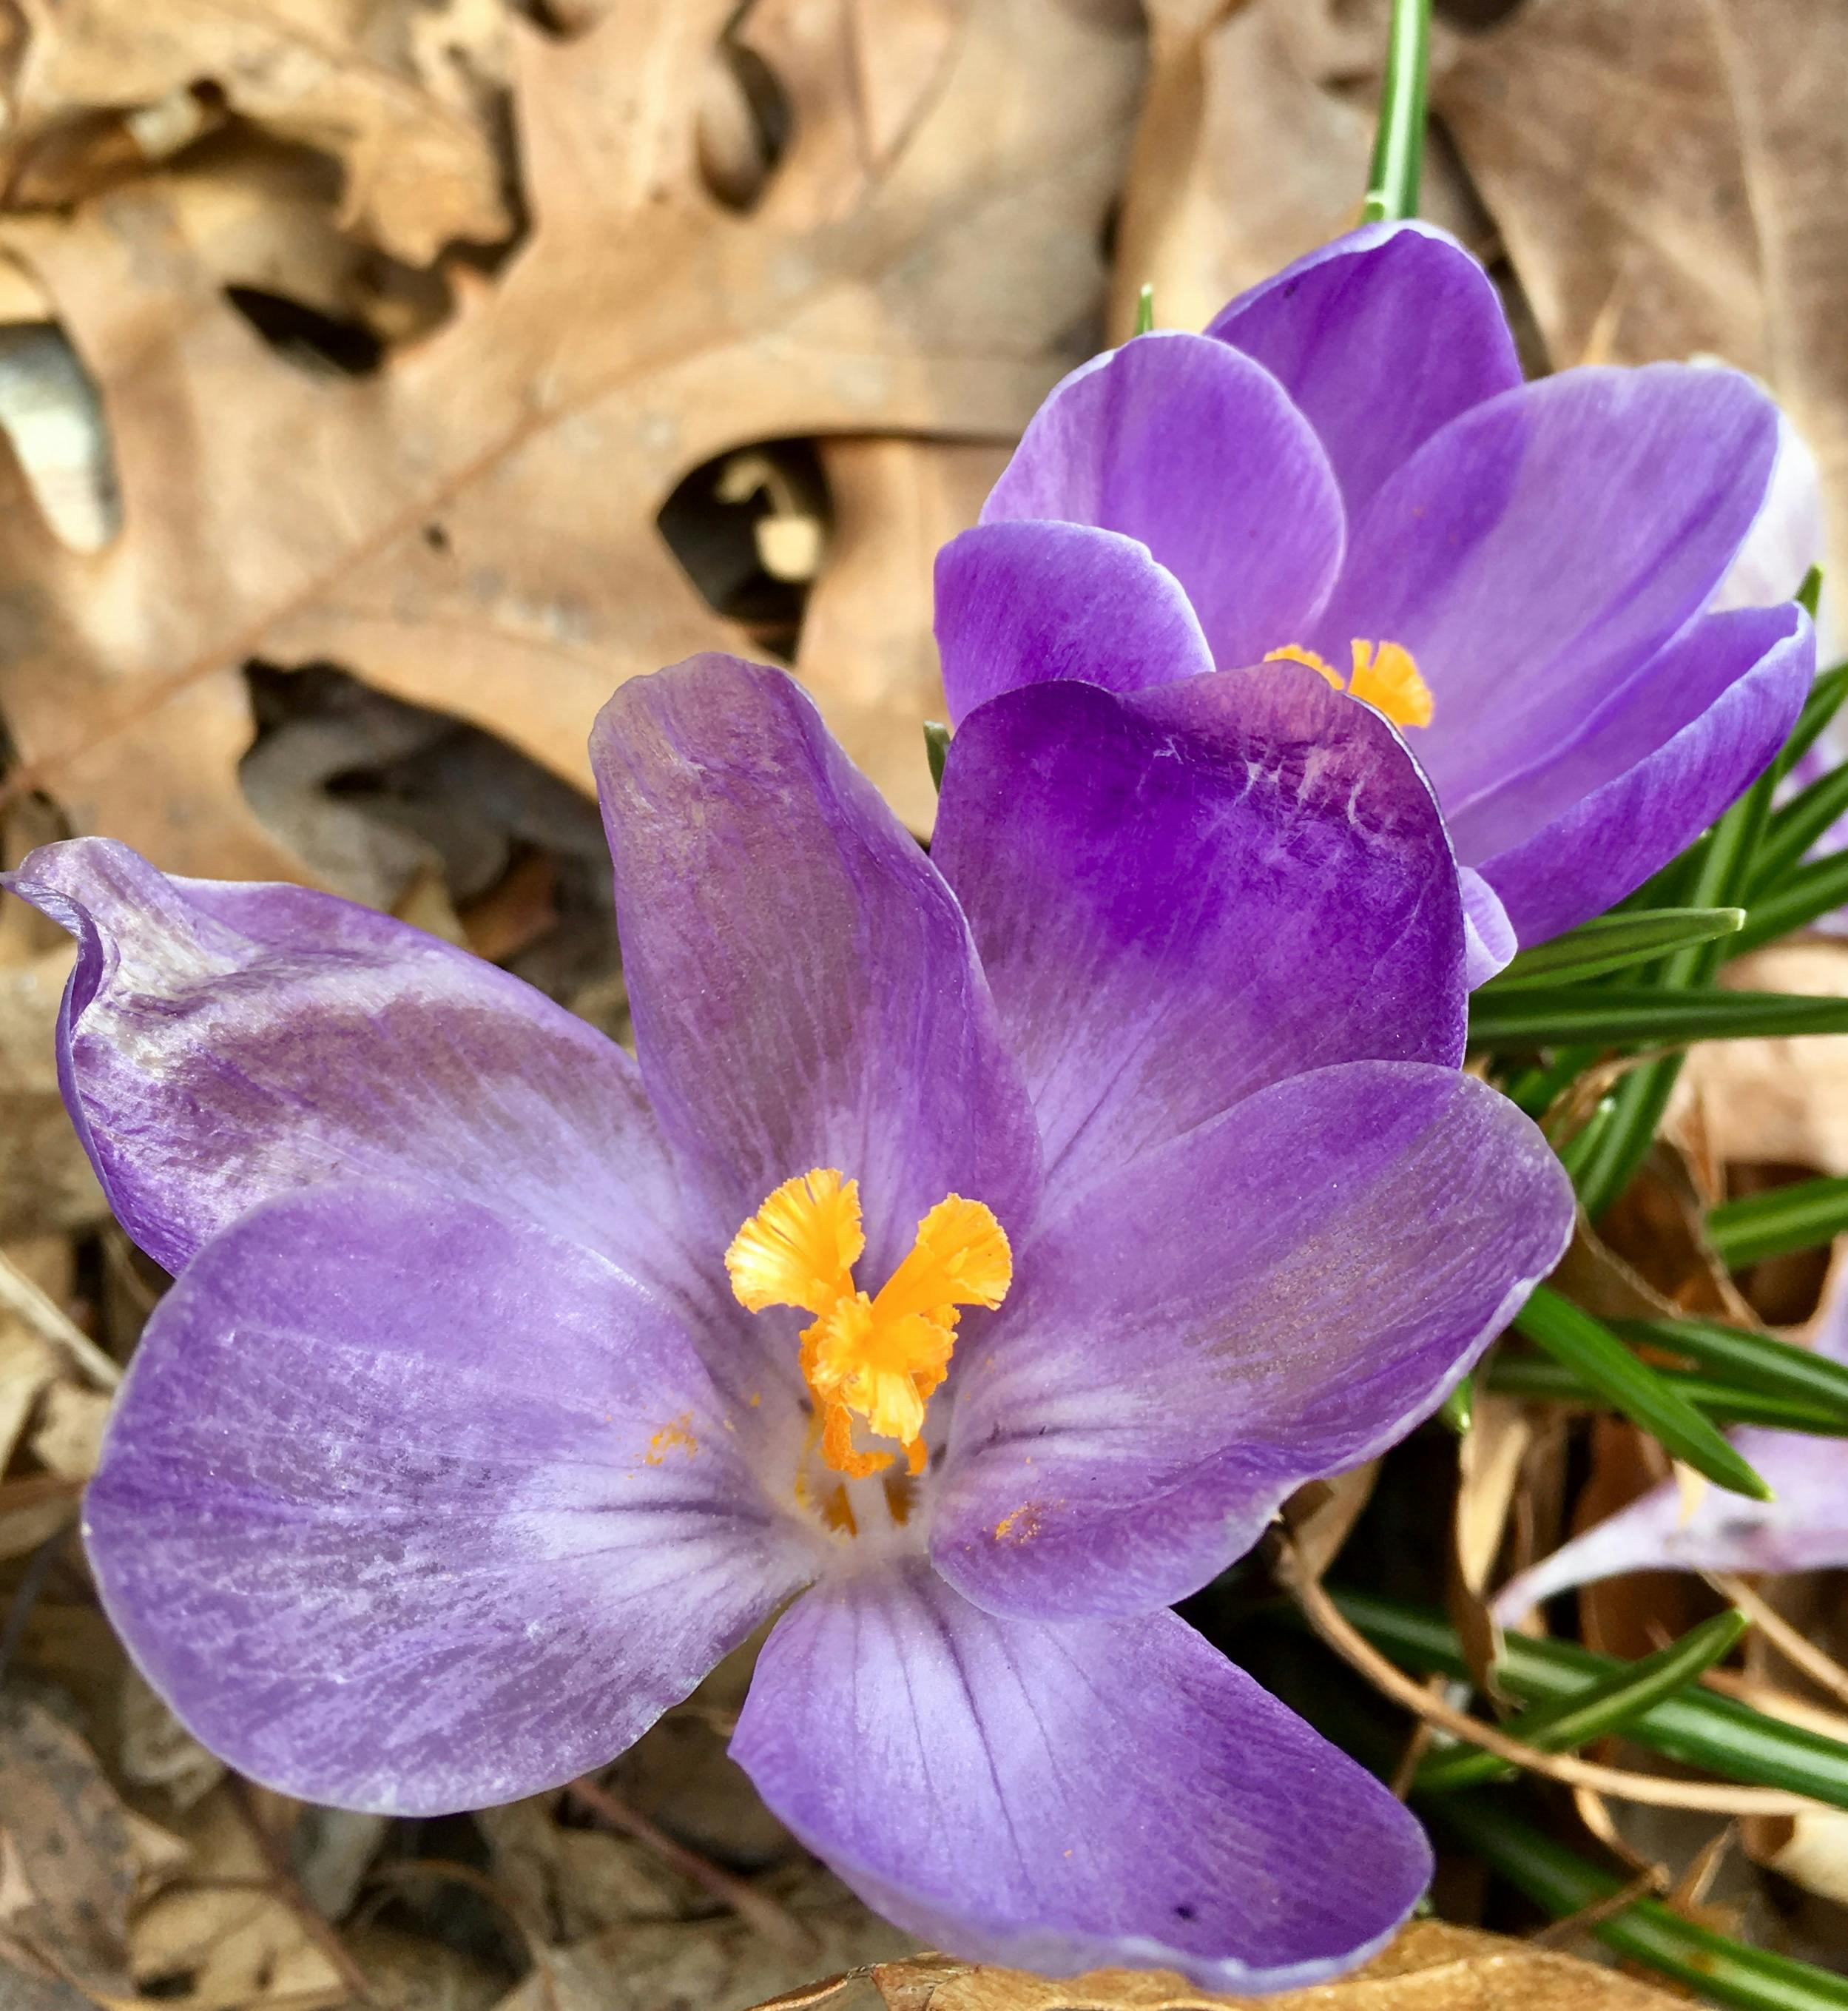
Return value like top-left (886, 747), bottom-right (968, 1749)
top-left (1270, 1532), bottom-right (1831, 1818)
top-left (1706, 1572), bottom-right (1848, 1711)
top-left (228, 1778), bottom-right (377, 2007)
top-left (564, 1773), bottom-right (814, 1960)
top-left (1528, 1866), bottom-right (1666, 1950)
top-left (0, 1249), bottom-right (121, 1389)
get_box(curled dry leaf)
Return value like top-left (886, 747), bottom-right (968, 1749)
top-left (7, 0), bottom-right (514, 264)
top-left (740, 1921), bottom-right (1687, 2011)
top-left (0, 0), bottom-right (1141, 878)
top-left (0, 949), bottom-right (106, 1242)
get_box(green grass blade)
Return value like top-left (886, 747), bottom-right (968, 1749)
top-left (1708, 1173), bottom-right (1848, 1270)
top-left (1360, 0), bottom-right (1432, 222)
top-left (1729, 847), bottom-right (1848, 955)
top-left (1415, 1609), bottom-right (1748, 1793)
top-left (1513, 1287), bottom-right (1771, 1499)
top-left (1485, 1353), bottom-right (1848, 1434)
top-left (1488, 909), bottom-right (1744, 989)
top-left (1471, 986), bottom-right (1848, 1050)
top-left (923, 720), bottom-right (949, 792)
top-left (1430, 1793), bottom-right (1848, 2011)
top-left (1753, 761), bottom-right (1848, 892)
top-left (1782, 656), bottom-right (1848, 772)
top-left (1331, 1591), bottom-right (1848, 1809)
top-left (1617, 1316), bottom-right (1848, 1422)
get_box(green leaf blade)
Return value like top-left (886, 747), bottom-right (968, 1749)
top-left (1488, 909), bottom-right (1744, 990)
top-left (1470, 986), bottom-right (1848, 1050)
top-left (1708, 1173), bottom-right (1848, 1270)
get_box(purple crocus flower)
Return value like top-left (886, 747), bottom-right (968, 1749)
top-left (934, 222), bottom-right (1817, 985)
top-left (7, 655), bottom-right (1574, 1990)
top-left (1494, 1267), bottom-right (1848, 1619)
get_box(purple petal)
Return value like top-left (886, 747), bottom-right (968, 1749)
top-left (934, 522), bottom-right (1213, 725)
top-left (1460, 869), bottom-right (1517, 987)
top-left (1468, 606), bottom-right (1812, 946)
top-left (979, 332), bottom-right (1345, 668)
top-left (931, 665), bottom-right (1466, 1205)
top-left (1713, 405), bottom-right (1835, 655)
top-left (591, 656), bottom-right (1040, 1286)
top-left (732, 1563), bottom-right (1429, 1991)
top-left (1207, 221), bottom-right (1521, 519)
top-left (85, 1182), bottom-right (812, 1814)
top-left (2, 839), bottom-right (688, 1283)
top-left (932, 1062), bottom-right (1571, 1618)
top-left (1493, 1429), bottom-right (1848, 1620)
top-left (1318, 365), bottom-right (1780, 813)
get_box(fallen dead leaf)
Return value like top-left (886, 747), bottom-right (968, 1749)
top-left (742, 1921), bottom-right (1687, 2011)
top-left (0, 948), bottom-right (106, 1242)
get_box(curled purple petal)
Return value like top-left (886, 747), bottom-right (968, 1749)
top-left (1460, 868), bottom-right (1517, 987)
top-left (979, 332), bottom-right (1345, 669)
top-left (931, 664), bottom-right (1465, 1204)
top-left (590, 655), bottom-right (1040, 1287)
top-left (87, 1182), bottom-right (813, 1814)
top-left (934, 521), bottom-right (1212, 725)
top-left (732, 1563), bottom-right (1429, 1992)
top-left (1207, 220), bottom-right (1521, 519)
top-left (2, 838), bottom-right (688, 1283)
top-left (1469, 605), bottom-right (1812, 945)
top-left (933, 1062), bottom-right (1572, 1618)
top-left (1319, 364), bottom-right (1780, 814)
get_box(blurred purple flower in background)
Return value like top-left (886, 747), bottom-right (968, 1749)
top-left (6, 653), bottom-right (1573, 1990)
top-left (935, 221), bottom-right (1815, 984)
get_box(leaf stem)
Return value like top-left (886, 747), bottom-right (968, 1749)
top-left (1361, 0), bottom-right (1434, 222)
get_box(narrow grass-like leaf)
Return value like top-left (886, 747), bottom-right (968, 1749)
top-left (923, 720), bottom-right (949, 792)
top-left (1617, 1316), bottom-right (1848, 1422)
top-left (1753, 761), bottom-right (1848, 892)
top-left (1486, 1354), bottom-right (1848, 1434)
top-left (1359, 0), bottom-right (1432, 222)
top-left (1439, 1376), bottom-right (1473, 1436)
top-left (1431, 1793), bottom-right (1848, 2011)
top-left (1133, 283), bottom-right (1155, 336)
top-left (1415, 1609), bottom-right (1748, 1793)
top-left (1708, 1174), bottom-right (1848, 1270)
top-left (1729, 847), bottom-right (1848, 955)
top-left (1513, 1287), bottom-right (1771, 1498)
top-left (1782, 656), bottom-right (1848, 772)
top-left (1331, 1591), bottom-right (1848, 1809)
top-left (1471, 986), bottom-right (1848, 1050)
top-left (1487, 909), bottom-right (1744, 989)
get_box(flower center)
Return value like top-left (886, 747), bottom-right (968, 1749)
top-left (1264, 640), bottom-right (1433, 730)
top-left (724, 1168), bottom-right (1012, 1480)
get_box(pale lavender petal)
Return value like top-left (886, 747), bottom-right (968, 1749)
top-left (979, 332), bottom-right (1344, 668)
top-left (1207, 221), bottom-right (1521, 519)
top-left (934, 522), bottom-right (1212, 725)
top-left (1460, 868), bottom-right (1517, 988)
top-left (933, 1063), bottom-right (1572, 1619)
top-left (732, 1563), bottom-right (1429, 1992)
top-left (1319, 365), bottom-right (1780, 812)
top-left (1492, 1429), bottom-right (1848, 1621)
top-left (86, 1183), bottom-right (812, 1814)
top-left (2, 838), bottom-right (690, 1284)
top-left (1468, 607), bottom-right (1812, 946)
top-left (591, 656), bottom-right (1040, 1287)
top-left (931, 665), bottom-right (1464, 1205)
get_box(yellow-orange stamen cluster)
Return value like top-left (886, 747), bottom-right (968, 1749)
top-left (724, 1170), bottom-right (1012, 1481)
top-left (1264, 639), bottom-right (1434, 730)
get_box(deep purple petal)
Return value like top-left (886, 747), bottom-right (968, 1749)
top-left (1493, 1429), bottom-right (1848, 1620)
top-left (732, 1563), bottom-right (1429, 1991)
top-left (1469, 606), bottom-right (1812, 945)
top-left (934, 522), bottom-right (1213, 725)
top-left (590, 656), bottom-right (1040, 1287)
top-left (931, 665), bottom-right (1466, 1204)
top-left (931, 1062), bottom-right (1571, 1618)
top-left (1, 839), bottom-right (689, 1283)
top-left (85, 1182), bottom-right (812, 1814)
top-left (1207, 221), bottom-right (1521, 519)
top-left (979, 332), bottom-right (1344, 668)
top-left (1319, 365), bottom-right (1780, 812)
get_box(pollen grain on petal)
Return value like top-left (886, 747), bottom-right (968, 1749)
top-left (724, 1167), bottom-right (863, 1314)
top-left (1348, 639), bottom-right (1434, 730)
top-left (643, 1413), bottom-right (698, 1466)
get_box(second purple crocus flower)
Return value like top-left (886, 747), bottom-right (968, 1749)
top-left (934, 221), bottom-right (1817, 983)
top-left (8, 653), bottom-right (1572, 1990)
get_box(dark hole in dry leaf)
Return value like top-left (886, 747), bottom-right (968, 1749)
top-left (223, 287), bottom-right (386, 377)
top-left (656, 438), bottom-right (829, 660)
top-left (698, 32), bottom-right (794, 215)
top-left (1435, 0), bottom-right (1529, 27)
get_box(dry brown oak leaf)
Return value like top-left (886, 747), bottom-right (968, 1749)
top-left (0, 0), bottom-right (1141, 879)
